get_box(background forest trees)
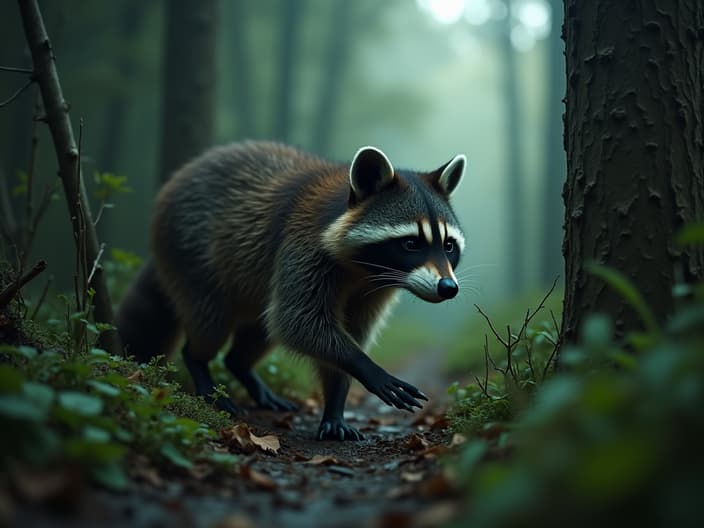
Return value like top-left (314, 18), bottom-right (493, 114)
top-left (1, 0), bottom-right (564, 349)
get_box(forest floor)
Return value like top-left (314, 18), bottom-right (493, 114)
top-left (14, 352), bottom-right (466, 528)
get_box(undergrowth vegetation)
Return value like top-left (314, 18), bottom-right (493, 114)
top-left (449, 244), bottom-right (704, 526)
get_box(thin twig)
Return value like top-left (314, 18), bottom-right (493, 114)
top-left (0, 260), bottom-right (47, 307)
top-left (542, 308), bottom-right (562, 381)
top-left (29, 275), bottom-right (52, 320)
top-left (0, 65), bottom-right (33, 74)
top-left (87, 242), bottom-right (105, 285)
top-left (0, 78), bottom-right (34, 108)
top-left (474, 304), bottom-right (509, 347)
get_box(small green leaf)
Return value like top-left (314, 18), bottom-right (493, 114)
top-left (0, 365), bottom-right (24, 392)
top-left (65, 438), bottom-right (125, 463)
top-left (88, 380), bottom-right (121, 398)
top-left (22, 381), bottom-right (55, 411)
top-left (91, 462), bottom-right (129, 491)
top-left (206, 451), bottom-right (239, 465)
top-left (83, 426), bottom-right (111, 443)
top-left (0, 395), bottom-right (47, 421)
top-left (161, 443), bottom-right (193, 468)
top-left (585, 262), bottom-right (659, 334)
top-left (58, 391), bottom-right (104, 416)
top-left (676, 223), bottom-right (704, 247)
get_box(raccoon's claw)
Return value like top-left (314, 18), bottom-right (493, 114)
top-left (317, 418), bottom-right (365, 441)
top-left (364, 369), bottom-right (427, 412)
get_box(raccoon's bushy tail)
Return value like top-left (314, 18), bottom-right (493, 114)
top-left (117, 260), bottom-right (180, 363)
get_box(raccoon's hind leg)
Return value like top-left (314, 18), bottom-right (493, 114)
top-left (224, 324), bottom-right (298, 412)
top-left (182, 341), bottom-right (239, 416)
top-left (317, 365), bottom-right (364, 441)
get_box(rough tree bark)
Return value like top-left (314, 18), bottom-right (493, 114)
top-left (158, 0), bottom-right (217, 183)
top-left (539, 0), bottom-right (567, 286)
top-left (17, 0), bottom-right (121, 355)
top-left (562, 0), bottom-right (704, 343)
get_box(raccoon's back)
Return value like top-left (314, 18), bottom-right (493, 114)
top-left (151, 141), bottom-right (343, 298)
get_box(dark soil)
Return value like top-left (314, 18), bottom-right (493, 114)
top-left (11, 353), bottom-right (462, 528)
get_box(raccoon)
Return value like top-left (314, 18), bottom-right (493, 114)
top-left (117, 141), bottom-right (466, 441)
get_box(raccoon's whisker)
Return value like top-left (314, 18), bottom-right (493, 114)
top-left (351, 260), bottom-right (406, 274)
top-left (458, 263), bottom-right (497, 271)
top-left (364, 283), bottom-right (406, 297)
top-left (367, 273), bottom-right (406, 283)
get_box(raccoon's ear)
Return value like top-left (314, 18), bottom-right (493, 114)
top-left (434, 154), bottom-right (466, 197)
top-left (349, 146), bottom-right (396, 203)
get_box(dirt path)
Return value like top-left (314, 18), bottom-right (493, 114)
top-left (17, 352), bottom-right (461, 528)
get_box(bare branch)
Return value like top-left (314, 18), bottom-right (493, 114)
top-left (18, 0), bottom-right (121, 354)
top-left (87, 242), bottom-right (105, 285)
top-left (0, 78), bottom-right (34, 108)
top-left (29, 275), bottom-right (52, 320)
top-left (474, 304), bottom-right (509, 347)
top-left (0, 65), bottom-right (33, 74)
top-left (0, 260), bottom-right (47, 307)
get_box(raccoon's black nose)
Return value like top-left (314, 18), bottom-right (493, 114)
top-left (437, 278), bottom-right (458, 299)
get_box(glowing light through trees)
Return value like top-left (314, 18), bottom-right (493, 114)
top-left (417, 0), bottom-right (552, 52)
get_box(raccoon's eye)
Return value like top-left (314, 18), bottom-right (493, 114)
top-left (401, 237), bottom-right (421, 252)
top-left (444, 239), bottom-right (455, 253)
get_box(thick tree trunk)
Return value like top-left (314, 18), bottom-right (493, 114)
top-left (562, 0), bottom-right (704, 343)
top-left (311, 0), bottom-right (351, 156)
top-left (274, 0), bottom-right (305, 143)
top-left (158, 0), bottom-right (217, 183)
top-left (539, 0), bottom-right (566, 286)
top-left (502, 0), bottom-right (525, 292)
top-left (17, 0), bottom-right (121, 355)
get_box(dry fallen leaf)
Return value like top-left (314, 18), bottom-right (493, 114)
top-left (220, 423), bottom-right (281, 454)
top-left (305, 454), bottom-right (340, 466)
top-left (430, 416), bottom-right (451, 431)
top-left (406, 433), bottom-right (430, 452)
top-left (273, 413), bottom-right (294, 431)
top-left (400, 471), bottom-right (424, 483)
top-left (126, 370), bottom-right (143, 382)
top-left (240, 465), bottom-right (277, 491)
top-left (414, 501), bottom-right (461, 528)
top-left (189, 463), bottom-right (214, 481)
top-left (132, 465), bottom-right (164, 487)
top-left (449, 433), bottom-right (467, 448)
top-left (214, 513), bottom-right (256, 528)
top-left (417, 444), bottom-right (450, 459)
top-left (421, 472), bottom-right (455, 498)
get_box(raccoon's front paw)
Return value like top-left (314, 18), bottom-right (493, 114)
top-left (362, 367), bottom-right (428, 412)
top-left (318, 418), bottom-right (365, 441)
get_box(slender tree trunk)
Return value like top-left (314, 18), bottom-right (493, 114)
top-left (97, 1), bottom-right (140, 240)
top-left (98, 2), bottom-right (140, 173)
top-left (158, 0), bottom-right (217, 183)
top-left (502, 0), bottom-right (525, 292)
top-left (561, 0), bottom-right (704, 343)
top-left (274, 0), bottom-right (305, 143)
top-left (230, 0), bottom-right (254, 138)
top-left (539, 0), bottom-right (566, 286)
top-left (311, 0), bottom-right (351, 156)
top-left (17, 0), bottom-right (121, 355)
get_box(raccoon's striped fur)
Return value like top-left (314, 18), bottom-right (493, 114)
top-left (117, 141), bottom-right (466, 441)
